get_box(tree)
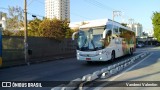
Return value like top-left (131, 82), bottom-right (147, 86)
top-left (65, 28), bottom-right (79, 38)
top-left (121, 23), bottom-right (127, 27)
top-left (65, 29), bottom-right (74, 38)
top-left (39, 18), bottom-right (68, 40)
top-left (152, 12), bottom-right (160, 41)
top-left (2, 30), bottom-right (13, 36)
top-left (14, 31), bottom-right (24, 36)
top-left (28, 18), bottom-right (42, 36)
top-left (6, 6), bottom-right (23, 31)
top-left (2, 13), bottom-right (7, 18)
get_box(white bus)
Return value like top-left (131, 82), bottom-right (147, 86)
top-left (72, 19), bottom-right (136, 63)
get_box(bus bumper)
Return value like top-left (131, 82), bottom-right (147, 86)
top-left (77, 54), bottom-right (110, 61)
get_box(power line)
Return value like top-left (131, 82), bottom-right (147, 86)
top-left (83, 0), bottom-right (135, 23)
top-left (28, 0), bottom-right (34, 6)
top-left (84, 0), bottom-right (106, 10)
top-left (91, 0), bottom-right (115, 11)
top-left (0, 7), bottom-right (45, 18)
top-left (28, 0), bottom-right (44, 6)
top-left (84, 0), bottom-right (115, 11)
top-left (71, 12), bottom-right (92, 20)
top-left (28, 0), bottom-right (44, 9)
top-left (35, 0), bottom-right (44, 4)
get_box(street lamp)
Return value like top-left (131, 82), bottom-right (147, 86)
top-left (32, 15), bottom-right (37, 19)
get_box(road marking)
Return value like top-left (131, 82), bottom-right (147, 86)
top-left (94, 53), bottom-right (153, 90)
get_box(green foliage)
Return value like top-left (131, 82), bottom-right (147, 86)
top-left (2, 13), bottom-right (7, 18)
top-left (2, 30), bottom-right (13, 36)
top-left (65, 29), bottom-right (74, 38)
top-left (66, 28), bottom-right (79, 38)
top-left (2, 30), bottom-right (24, 36)
top-left (152, 12), bottom-right (160, 41)
top-left (39, 18), bottom-right (70, 40)
top-left (4, 6), bottom-right (71, 40)
top-left (28, 18), bottom-right (42, 37)
top-left (14, 31), bottom-right (24, 36)
top-left (121, 23), bottom-right (127, 27)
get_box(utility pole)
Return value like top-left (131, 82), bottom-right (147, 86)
top-left (112, 11), bottom-right (121, 37)
top-left (128, 18), bottom-right (134, 24)
top-left (24, 0), bottom-right (29, 65)
top-left (113, 11), bottom-right (121, 21)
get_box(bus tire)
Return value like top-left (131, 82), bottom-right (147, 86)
top-left (111, 51), bottom-right (115, 62)
top-left (129, 48), bottom-right (133, 55)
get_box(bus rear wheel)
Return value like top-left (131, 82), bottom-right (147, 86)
top-left (129, 48), bottom-right (133, 55)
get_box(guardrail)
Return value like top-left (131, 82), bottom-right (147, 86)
top-left (51, 52), bottom-right (150, 90)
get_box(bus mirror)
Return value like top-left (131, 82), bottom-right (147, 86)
top-left (103, 30), bottom-right (107, 38)
top-left (72, 31), bottom-right (78, 40)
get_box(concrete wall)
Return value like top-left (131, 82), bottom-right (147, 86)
top-left (2, 36), bottom-right (76, 67)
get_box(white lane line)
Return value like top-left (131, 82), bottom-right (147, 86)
top-left (94, 53), bottom-right (153, 90)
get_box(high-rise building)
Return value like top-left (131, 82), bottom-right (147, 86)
top-left (45, 0), bottom-right (70, 21)
top-left (133, 23), bottom-right (143, 37)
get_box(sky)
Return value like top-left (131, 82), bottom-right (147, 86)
top-left (0, 0), bottom-right (160, 33)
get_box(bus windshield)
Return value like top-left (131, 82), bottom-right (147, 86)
top-left (77, 27), bottom-right (105, 51)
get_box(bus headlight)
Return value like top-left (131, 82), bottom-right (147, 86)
top-left (99, 57), bottom-right (103, 60)
top-left (96, 51), bottom-right (103, 56)
top-left (99, 52), bottom-right (102, 55)
top-left (77, 53), bottom-right (80, 55)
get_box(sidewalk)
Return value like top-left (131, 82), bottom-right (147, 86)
top-left (1, 53), bottom-right (75, 68)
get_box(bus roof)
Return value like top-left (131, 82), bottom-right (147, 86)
top-left (79, 19), bottom-right (108, 29)
top-left (79, 19), bottom-right (134, 32)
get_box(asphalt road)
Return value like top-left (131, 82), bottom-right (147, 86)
top-left (0, 51), bottom-right (140, 81)
top-left (0, 47), bottom-right (156, 90)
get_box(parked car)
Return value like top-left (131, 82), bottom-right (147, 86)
top-left (155, 43), bottom-right (160, 46)
top-left (136, 43), bottom-right (145, 48)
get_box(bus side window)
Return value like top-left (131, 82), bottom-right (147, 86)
top-left (105, 30), bottom-right (112, 46)
top-left (119, 28), bottom-right (124, 37)
top-left (113, 26), bottom-right (119, 34)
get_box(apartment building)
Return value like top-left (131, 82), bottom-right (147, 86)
top-left (45, 0), bottom-right (70, 21)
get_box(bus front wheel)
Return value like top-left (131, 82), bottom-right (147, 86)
top-left (111, 51), bottom-right (115, 62)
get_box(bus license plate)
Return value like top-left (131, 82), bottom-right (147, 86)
top-left (86, 58), bottom-right (91, 60)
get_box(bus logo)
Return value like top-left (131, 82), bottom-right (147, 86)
top-left (2, 82), bottom-right (11, 87)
